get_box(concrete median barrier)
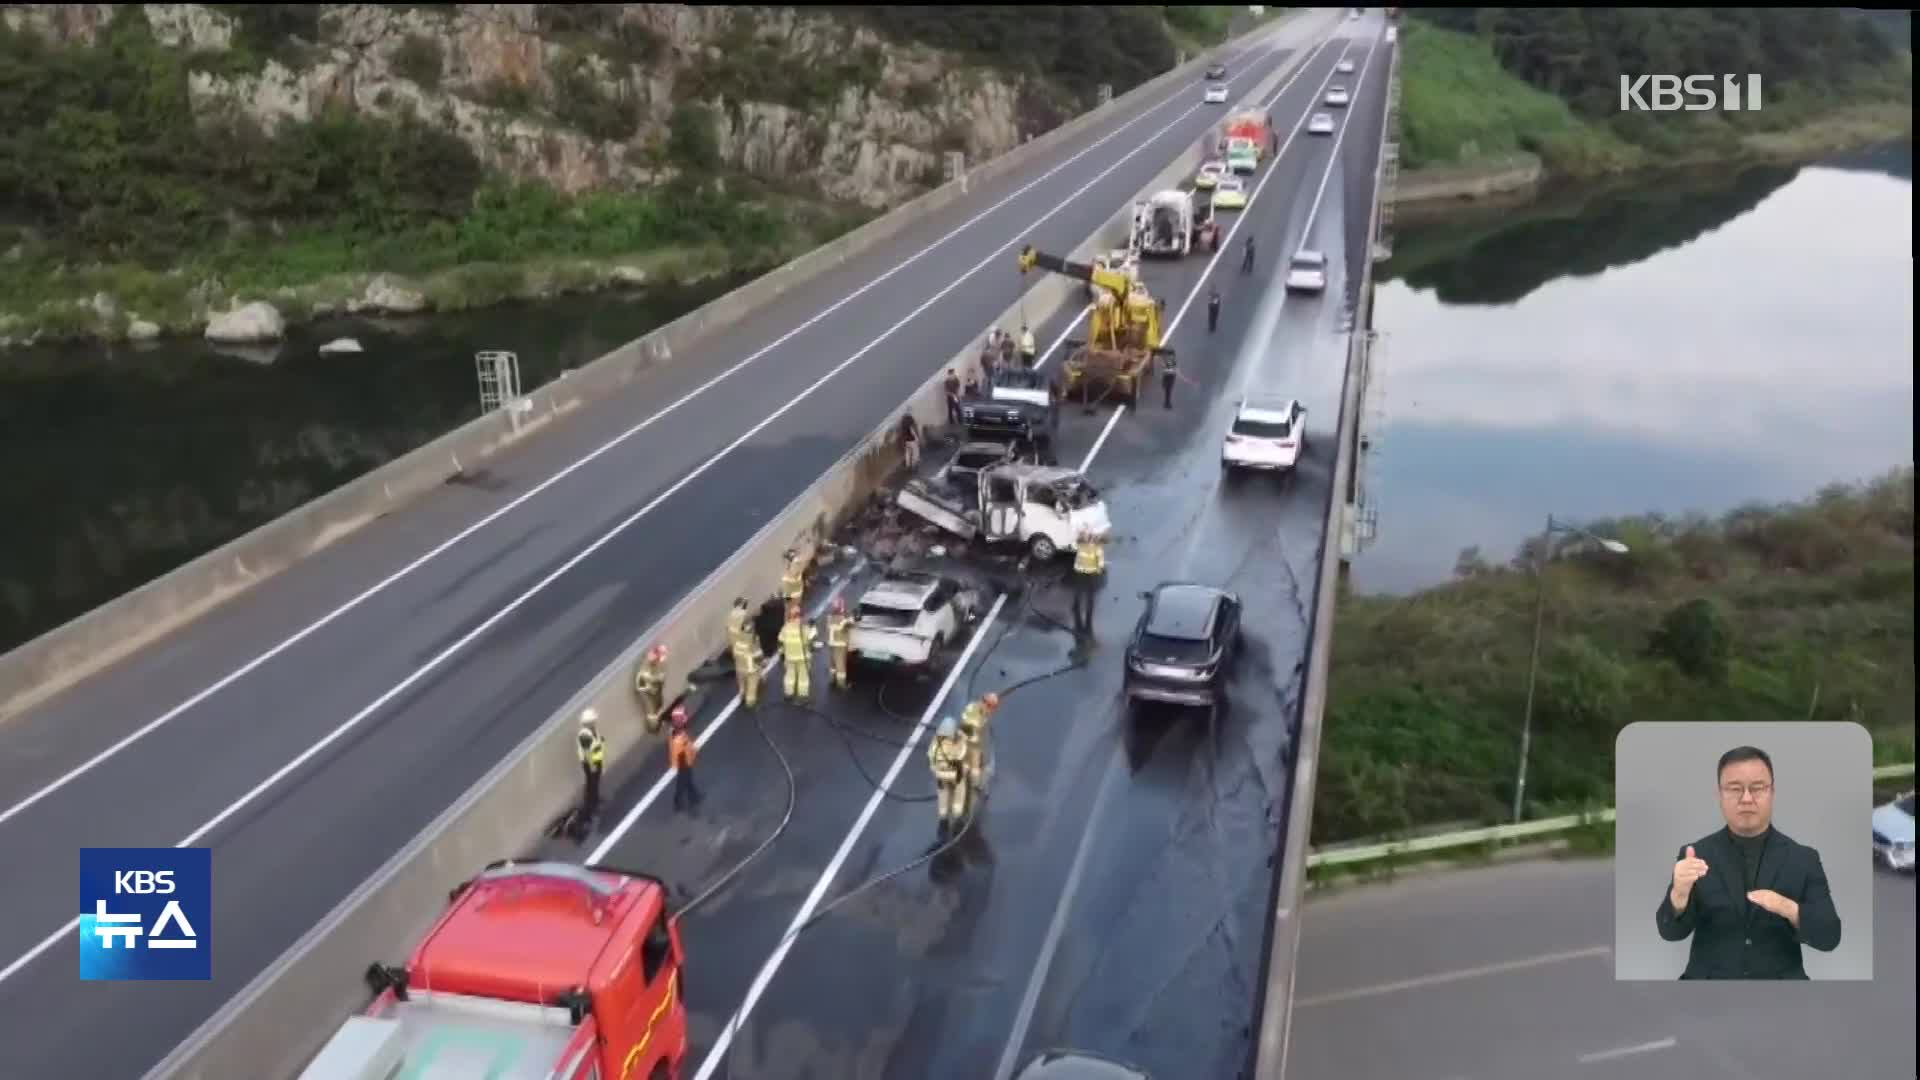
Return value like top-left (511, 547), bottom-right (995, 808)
top-left (0, 10), bottom-right (1319, 724)
top-left (143, 28), bottom-right (1328, 1080)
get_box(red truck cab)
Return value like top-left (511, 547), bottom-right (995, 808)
top-left (300, 860), bottom-right (688, 1080)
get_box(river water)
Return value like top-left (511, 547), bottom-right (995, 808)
top-left (0, 274), bottom-right (751, 654)
top-left (1353, 140), bottom-right (1915, 594)
top-left (3, 144), bottom-right (1912, 650)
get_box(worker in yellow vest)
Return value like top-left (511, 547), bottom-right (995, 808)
top-left (633, 644), bottom-right (667, 733)
top-left (778, 601), bottom-right (817, 701)
top-left (958, 692), bottom-right (1000, 796)
top-left (576, 708), bottom-right (606, 815)
top-left (825, 597), bottom-right (854, 690)
top-left (927, 715), bottom-right (971, 842)
top-left (1071, 529), bottom-right (1107, 635)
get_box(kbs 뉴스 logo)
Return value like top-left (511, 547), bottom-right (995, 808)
top-left (78, 848), bottom-right (212, 981)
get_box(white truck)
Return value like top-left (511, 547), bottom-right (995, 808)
top-left (847, 572), bottom-right (982, 670)
top-left (896, 463), bottom-right (1112, 562)
top-left (1133, 190), bottom-right (1219, 258)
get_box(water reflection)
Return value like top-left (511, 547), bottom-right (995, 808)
top-left (1355, 143), bottom-right (1914, 595)
top-left (0, 274), bottom-right (753, 652)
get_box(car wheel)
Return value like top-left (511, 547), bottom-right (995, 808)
top-left (1030, 534), bottom-right (1057, 562)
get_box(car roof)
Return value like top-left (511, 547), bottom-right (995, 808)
top-left (1145, 583), bottom-right (1229, 640)
top-left (1217, 176), bottom-right (1243, 188)
top-left (1239, 397), bottom-right (1300, 421)
top-left (1291, 249), bottom-right (1326, 263)
top-left (1015, 1049), bottom-right (1151, 1080)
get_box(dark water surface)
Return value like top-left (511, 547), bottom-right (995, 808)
top-left (0, 275), bottom-right (751, 653)
top-left (1353, 141), bottom-right (1914, 594)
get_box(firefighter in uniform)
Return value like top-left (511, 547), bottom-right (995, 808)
top-left (576, 708), bottom-right (606, 815)
top-left (927, 715), bottom-right (971, 841)
top-left (727, 598), bottom-right (763, 707)
top-left (1071, 529), bottom-right (1107, 634)
top-left (781, 548), bottom-right (807, 606)
top-left (826, 597), bottom-right (854, 690)
top-left (779, 601), bottom-right (817, 701)
top-left (959, 692), bottom-right (1000, 800)
top-left (1018, 324), bottom-right (1038, 366)
top-left (633, 644), bottom-right (667, 734)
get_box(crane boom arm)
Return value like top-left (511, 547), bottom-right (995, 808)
top-left (1017, 244), bottom-right (1131, 299)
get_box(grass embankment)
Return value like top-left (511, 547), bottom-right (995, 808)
top-left (0, 13), bottom-right (870, 346)
top-left (1398, 19), bottom-right (1913, 187)
top-left (1315, 468), bottom-right (1916, 848)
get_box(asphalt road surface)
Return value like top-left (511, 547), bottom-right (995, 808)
top-left (0, 15), bottom-right (1369, 1080)
top-left (1287, 858), bottom-right (1916, 1080)
top-left (548, 20), bottom-right (1394, 1080)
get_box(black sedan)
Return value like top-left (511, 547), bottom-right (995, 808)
top-left (1123, 582), bottom-right (1241, 712)
top-left (1206, 62), bottom-right (1228, 79)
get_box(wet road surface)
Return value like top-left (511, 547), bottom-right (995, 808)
top-left (1288, 859), bottom-right (1917, 1080)
top-left (0, 18), bottom-right (1355, 1080)
top-left (547, 22), bottom-right (1394, 1080)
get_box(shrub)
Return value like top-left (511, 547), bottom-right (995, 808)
top-left (1649, 597), bottom-right (1732, 684)
top-left (667, 102), bottom-right (720, 169)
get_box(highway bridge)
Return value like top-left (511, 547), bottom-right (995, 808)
top-left (0, 9), bottom-right (1397, 1078)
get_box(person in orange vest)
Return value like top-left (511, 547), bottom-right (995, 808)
top-left (668, 706), bottom-right (701, 812)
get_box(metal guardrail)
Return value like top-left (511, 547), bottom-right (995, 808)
top-left (1307, 762), bottom-right (1916, 870)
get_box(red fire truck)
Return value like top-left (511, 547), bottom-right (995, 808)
top-left (298, 861), bottom-right (689, 1080)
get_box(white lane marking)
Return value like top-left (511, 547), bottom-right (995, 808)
top-left (588, 35), bottom-right (1313, 868)
top-left (0, 44), bottom-right (1304, 995)
top-left (1578, 1037), bottom-right (1678, 1065)
top-left (989, 741), bottom-right (1124, 1080)
top-left (1079, 408), bottom-right (1128, 472)
top-left (691, 594), bottom-right (1010, 1080)
top-left (1077, 40), bottom-right (1357, 475)
top-left (1234, 36), bottom-right (1380, 400)
top-left (0, 38), bottom-right (1274, 835)
top-left (1300, 34), bottom-right (1383, 239)
top-left (585, 574), bottom-right (857, 863)
top-left (1292, 944), bottom-right (1613, 1008)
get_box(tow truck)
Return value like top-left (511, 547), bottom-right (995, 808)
top-left (1016, 244), bottom-right (1172, 408)
top-left (298, 861), bottom-right (688, 1080)
top-left (1133, 189), bottom-right (1220, 258)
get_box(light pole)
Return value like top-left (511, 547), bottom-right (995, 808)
top-left (1512, 514), bottom-right (1630, 823)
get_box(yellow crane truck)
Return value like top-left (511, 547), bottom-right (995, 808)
top-left (1016, 244), bottom-right (1175, 409)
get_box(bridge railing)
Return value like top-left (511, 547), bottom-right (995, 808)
top-left (1248, 27), bottom-right (1401, 1080)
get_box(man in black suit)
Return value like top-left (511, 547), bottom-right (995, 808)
top-left (1655, 745), bottom-right (1843, 979)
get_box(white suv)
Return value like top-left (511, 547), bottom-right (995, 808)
top-left (1222, 398), bottom-right (1307, 475)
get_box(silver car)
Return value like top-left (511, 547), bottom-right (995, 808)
top-left (1872, 791), bottom-right (1915, 871)
top-left (1308, 112), bottom-right (1336, 135)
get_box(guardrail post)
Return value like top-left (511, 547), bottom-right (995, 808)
top-left (943, 150), bottom-right (966, 192)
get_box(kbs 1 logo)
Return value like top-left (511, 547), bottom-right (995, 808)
top-left (1619, 74), bottom-right (1763, 113)
top-left (79, 848), bottom-right (212, 981)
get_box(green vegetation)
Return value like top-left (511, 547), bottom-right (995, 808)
top-left (1396, 20), bottom-right (1636, 173)
top-left (1401, 10), bottom-right (1913, 178)
top-left (0, 9), bottom-right (861, 343)
top-left (1315, 468), bottom-right (1916, 847)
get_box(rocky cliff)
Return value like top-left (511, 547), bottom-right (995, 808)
top-left (0, 3), bottom-right (1041, 208)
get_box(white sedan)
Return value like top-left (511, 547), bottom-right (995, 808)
top-left (1284, 250), bottom-right (1328, 294)
top-left (1203, 84), bottom-right (1229, 104)
top-left (1308, 112), bottom-right (1335, 136)
top-left (1325, 85), bottom-right (1350, 107)
top-left (1336, 59), bottom-right (1356, 74)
